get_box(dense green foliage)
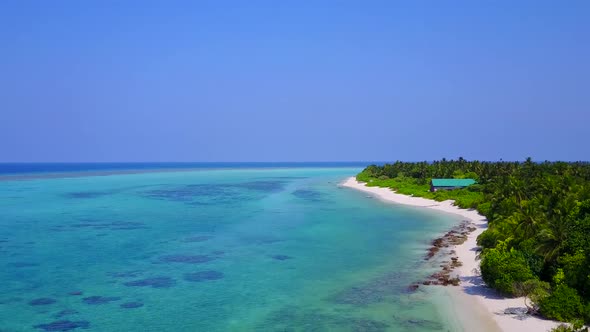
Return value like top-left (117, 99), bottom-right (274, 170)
top-left (479, 247), bottom-right (534, 295)
top-left (357, 158), bottom-right (590, 324)
top-left (551, 323), bottom-right (589, 332)
top-left (540, 284), bottom-right (585, 322)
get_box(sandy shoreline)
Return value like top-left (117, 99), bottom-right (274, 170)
top-left (341, 177), bottom-right (561, 332)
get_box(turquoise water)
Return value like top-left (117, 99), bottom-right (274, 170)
top-left (0, 167), bottom-right (461, 331)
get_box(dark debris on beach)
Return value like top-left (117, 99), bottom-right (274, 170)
top-left (409, 220), bottom-right (477, 290)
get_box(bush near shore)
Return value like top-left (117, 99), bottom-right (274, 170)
top-left (357, 158), bottom-right (590, 325)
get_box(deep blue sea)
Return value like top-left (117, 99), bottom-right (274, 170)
top-left (0, 162), bottom-right (371, 177)
top-left (0, 164), bottom-right (462, 331)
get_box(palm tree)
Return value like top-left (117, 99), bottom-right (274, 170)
top-left (536, 217), bottom-right (568, 263)
top-left (514, 199), bottom-right (543, 239)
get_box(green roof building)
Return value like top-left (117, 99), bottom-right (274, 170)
top-left (430, 178), bottom-right (476, 192)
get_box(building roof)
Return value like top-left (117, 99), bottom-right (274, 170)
top-left (431, 178), bottom-right (476, 187)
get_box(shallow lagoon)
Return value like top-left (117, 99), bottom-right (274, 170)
top-left (0, 167), bottom-right (461, 331)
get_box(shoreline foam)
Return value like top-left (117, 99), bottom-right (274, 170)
top-left (341, 177), bottom-right (561, 332)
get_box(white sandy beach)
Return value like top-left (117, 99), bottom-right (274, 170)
top-left (342, 177), bottom-right (562, 332)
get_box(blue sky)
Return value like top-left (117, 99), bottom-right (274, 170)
top-left (1, 1), bottom-right (588, 162)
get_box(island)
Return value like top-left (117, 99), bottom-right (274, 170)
top-left (345, 158), bottom-right (590, 332)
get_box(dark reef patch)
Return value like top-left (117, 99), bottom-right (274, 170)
top-left (234, 181), bottom-right (286, 192)
top-left (261, 306), bottom-right (389, 331)
top-left (123, 277), bottom-right (175, 288)
top-left (69, 221), bottom-right (147, 231)
top-left (331, 286), bottom-right (384, 306)
top-left (396, 317), bottom-right (444, 330)
top-left (292, 189), bottom-right (325, 202)
top-left (260, 306), bottom-right (330, 330)
top-left (120, 302), bottom-right (144, 309)
top-left (29, 298), bottom-right (57, 306)
top-left (329, 272), bottom-right (405, 306)
top-left (73, 217), bottom-right (102, 223)
top-left (159, 254), bottom-right (215, 264)
top-left (143, 181), bottom-right (286, 205)
top-left (34, 320), bottom-right (90, 331)
top-left (53, 309), bottom-right (79, 319)
top-left (259, 176), bottom-right (309, 180)
top-left (8, 262), bottom-right (39, 268)
top-left (184, 270), bottom-right (224, 282)
top-left (183, 235), bottom-right (213, 243)
top-left (345, 319), bottom-right (390, 332)
top-left (241, 235), bottom-right (282, 245)
top-left (64, 191), bottom-right (111, 199)
top-left (143, 184), bottom-right (236, 203)
top-left (82, 296), bottom-right (121, 305)
top-left (107, 271), bottom-right (143, 278)
top-left (271, 255), bottom-right (292, 261)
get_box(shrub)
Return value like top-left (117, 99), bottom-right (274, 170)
top-left (480, 247), bottom-right (535, 295)
top-left (558, 252), bottom-right (590, 299)
top-left (519, 239), bottom-right (544, 276)
top-left (539, 284), bottom-right (584, 322)
top-left (513, 279), bottom-right (550, 312)
top-left (477, 201), bottom-right (492, 218)
top-left (550, 323), bottom-right (588, 332)
top-left (477, 229), bottom-right (500, 249)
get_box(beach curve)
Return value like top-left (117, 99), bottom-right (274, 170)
top-left (341, 177), bottom-right (562, 332)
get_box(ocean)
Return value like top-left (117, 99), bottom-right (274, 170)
top-left (0, 164), bottom-right (462, 331)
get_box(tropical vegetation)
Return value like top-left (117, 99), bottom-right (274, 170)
top-left (356, 158), bottom-right (590, 325)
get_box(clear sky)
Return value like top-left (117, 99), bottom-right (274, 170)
top-left (1, 1), bottom-right (588, 162)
